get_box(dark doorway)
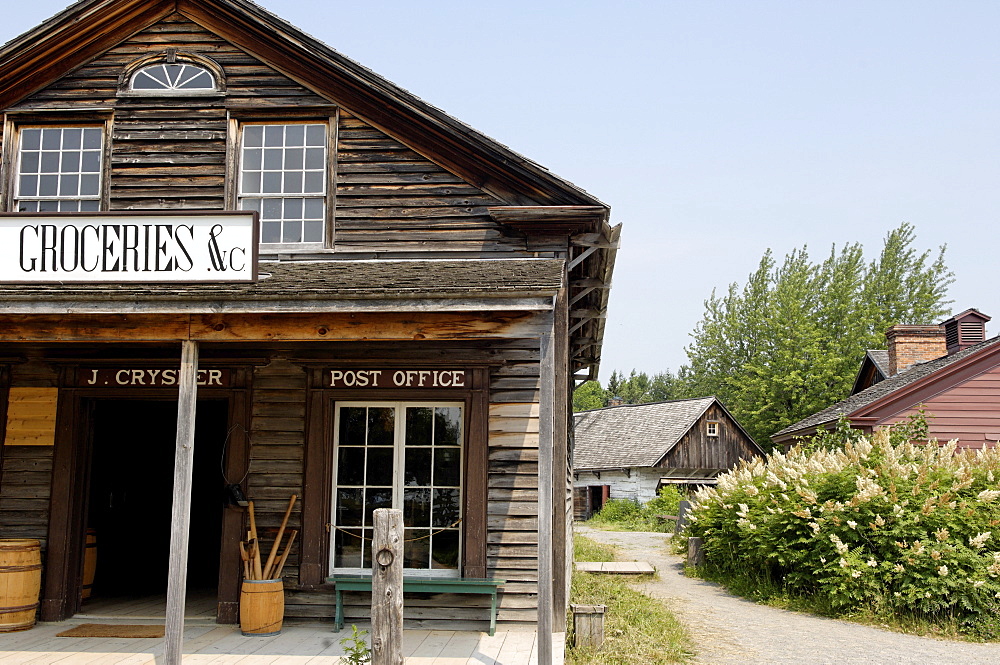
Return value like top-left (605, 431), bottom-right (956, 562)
top-left (588, 485), bottom-right (610, 518)
top-left (84, 399), bottom-right (229, 601)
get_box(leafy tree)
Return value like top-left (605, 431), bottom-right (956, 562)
top-left (573, 380), bottom-right (606, 411)
top-left (680, 223), bottom-right (953, 448)
top-left (573, 369), bottom-right (680, 411)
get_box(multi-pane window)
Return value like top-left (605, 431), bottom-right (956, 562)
top-left (15, 127), bottom-right (103, 212)
top-left (238, 123), bottom-right (326, 245)
top-left (331, 403), bottom-right (463, 576)
top-left (130, 63), bottom-right (215, 92)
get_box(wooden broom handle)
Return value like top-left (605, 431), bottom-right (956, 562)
top-left (263, 494), bottom-right (297, 579)
top-left (273, 530), bottom-right (298, 580)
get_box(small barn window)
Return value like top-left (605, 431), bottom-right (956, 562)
top-left (707, 421), bottom-right (720, 437)
top-left (130, 63), bottom-right (216, 92)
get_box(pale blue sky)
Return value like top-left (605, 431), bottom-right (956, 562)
top-left (5, 1), bottom-right (1000, 381)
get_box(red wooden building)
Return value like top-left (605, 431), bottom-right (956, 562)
top-left (773, 309), bottom-right (1000, 448)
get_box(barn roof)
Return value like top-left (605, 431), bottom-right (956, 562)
top-left (774, 335), bottom-right (1000, 441)
top-left (574, 397), bottom-right (721, 471)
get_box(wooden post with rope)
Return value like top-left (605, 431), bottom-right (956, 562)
top-left (371, 508), bottom-right (403, 665)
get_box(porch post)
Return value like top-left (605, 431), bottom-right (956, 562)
top-left (537, 308), bottom-right (555, 665)
top-left (164, 340), bottom-right (200, 664)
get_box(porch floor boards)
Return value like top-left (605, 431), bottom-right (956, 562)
top-left (0, 621), bottom-right (565, 664)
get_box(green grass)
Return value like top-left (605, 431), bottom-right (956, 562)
top-left (567, 537), bottom-right (692, 664)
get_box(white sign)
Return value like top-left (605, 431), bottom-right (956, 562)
top-left (0, 212), bottom-right (258, 282)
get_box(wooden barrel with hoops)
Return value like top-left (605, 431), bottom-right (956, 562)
top-left (0, 539), bottom-right (42, 632)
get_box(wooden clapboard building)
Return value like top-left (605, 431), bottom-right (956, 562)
top-left (0, 0), bottom-right (617, 638)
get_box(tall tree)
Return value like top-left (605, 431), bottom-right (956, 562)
top-left (680, 223), bottom-right (953, 447)
top-left (573, 369), bottom-right (680, 411)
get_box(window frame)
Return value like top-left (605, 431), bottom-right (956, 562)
top-left (329, 400), bottom-right (465, 578)
top-left (706, 421), bottom-right (720, 437)
top-left (232, 117), bottom-right (336, 251)
top-left (3, 115), bottom-right (112, 213)
top-left (118, 51), bottom-right (226, 98)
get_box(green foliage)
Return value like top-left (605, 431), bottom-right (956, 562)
top-left (574, 380), bottom-right (607, 411)
top-left (804, 411), bottom-right (931, 452)
top-left (589, 488), bottom-right (685, 532)
top-left (573, 370), bottom-right (681, 412)
top-left (680, 223), bottom-right (953, 447)
top-left (684, 431), bottom-right (1000, 637)
top-left (338, 624), bottom-right (371, 664)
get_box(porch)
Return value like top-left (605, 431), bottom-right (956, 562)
top-left (0, 619), bottom-right (564, 664)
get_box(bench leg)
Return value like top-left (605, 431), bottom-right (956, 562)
top-left (335, 590), bottom-right (344, 632)
top-left (489, 591), bottom-right (497, 636)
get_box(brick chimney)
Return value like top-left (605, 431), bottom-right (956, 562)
top-left (886, 325), bottom-right (946, 376)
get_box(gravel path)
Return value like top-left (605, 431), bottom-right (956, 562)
top-left (575, 525), bottom-right (1000, 664)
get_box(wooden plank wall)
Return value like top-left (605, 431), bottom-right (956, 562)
top-left (0, 362), bottom-right (59, 549)
top-left (890, 364), bottom-right (1000, 449)
top-left (658, 403), bottom-right (761, 472)
top-left (11, 14), bottom-right (521, 256)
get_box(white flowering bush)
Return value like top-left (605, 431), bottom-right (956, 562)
top-left (684, 430), bottom-right (1000, 636)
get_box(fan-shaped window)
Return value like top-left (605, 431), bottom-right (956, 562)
top-left (130, 63), bottom-right (216, 92)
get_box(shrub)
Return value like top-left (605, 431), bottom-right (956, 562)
top-left (589, 488), bottom-right (685, 532)
top-left (684, 430), bottom-right (1000, 637)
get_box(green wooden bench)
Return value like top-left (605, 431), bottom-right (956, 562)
top-left (326, 575), bottom-right (506, 636)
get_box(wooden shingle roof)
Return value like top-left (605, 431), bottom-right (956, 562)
top-left (573, 397), bottom-right (718, 471)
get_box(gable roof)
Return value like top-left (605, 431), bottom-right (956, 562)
top-left (773, 335), bottom-right (1000, 442)
top-left (850, 349), bottom-right (890, 394)
top-left (0, 0), bottom-right (608, 213)
top-left (573, 397), bottom-right (758, 470)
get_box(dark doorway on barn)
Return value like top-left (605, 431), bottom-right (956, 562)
top-left (81, 399), bottom-right (228, 618)
top-left (588, 485), bottom-right (610, 518)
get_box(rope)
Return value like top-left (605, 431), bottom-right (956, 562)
top-left (332, 518), bottom-right (463, 543)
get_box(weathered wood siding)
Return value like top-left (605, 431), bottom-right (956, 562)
top-left (574, 468), bottom-right (661, 507)
top-left (0, 362), bottom-right (59, 548)
top-left (658, 404), bottom-right (760, 473)
top-left (885, 364), bottom-right (1000, 449)
top-left (8, 14), bottom-right (520, 256)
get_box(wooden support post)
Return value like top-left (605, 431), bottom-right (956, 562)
top-left (538, 311), bottom-right (555, 665)
top-left (675, 500), bottom-right (691, 534)
top-left (371, 508), bottom-right (403, 665)
top-left (687, 537), bottom-right (705, 568)
top-left (164, 341), bottom-right (199, 665)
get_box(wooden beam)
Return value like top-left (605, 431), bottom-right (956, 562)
top-left (0, 311), bottom-right (551, 343)
top-left (164, 340), bottom-right (199, 665)
top-left (371, 509), bottom-right (404, 665)
top-left (537, 310), bottom-right (555, 665)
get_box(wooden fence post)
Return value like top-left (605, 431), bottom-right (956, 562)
top-left (687, 537), bottom-right (705, 567)
top-left (372, 508), bottom-right (403, 665)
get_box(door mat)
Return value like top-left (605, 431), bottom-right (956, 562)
top-left (56, 623), bottom-right (165, 638)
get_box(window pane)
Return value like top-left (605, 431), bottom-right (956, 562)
top-left (242, 172), bottom-right (261, 194)
top-left (63, 128), bottom-right (82, 150)
top-left (59, 201), bottom-right (80, 213)
top-left (403, 488), bottom-right (430, 527)
top-left (83, 129), bottom-right (102, 150)
top-left (304, 171), bottom-right (324, 194)
top-left (338, 447), bottom-right (365, 486)
top-left (404, 534), bottom-right (430, 569)
top-left (244, 125), bottom-right (263, 148)
top-left (79, 200), bottom-right (100, 212)
top-left (60, 174), bottom-right (80, 196)
top-left (262, 172), bottom-right (282, 194)
top-left (284, 198), bottom-right (303, 222)
top-left (339, 407), bottom-right (367, 445)
top-left (305, 147), bottom-right (324, 170)
top-left (262, 198), bottom-right (282, 220)
top-left (434, 448), bottom-right (461, 487)
top-left (335, 529), bottom-right (363, 569)
top-left (366, 447), bottom-right (393, 487)
top-left (80, 175), bottom-right (100, 196)
top-left (18, 175), bottom-right (37, 197)
top-left (17, 201), bottom-right (38, 213)
top-left (305, 198), bottom-right (324, 218)
top-left (263, 148), bottom-right (283, 170)
top-left (20, 152), bottom-right (39, 173)
top-left (303, 221), bottom-right (324, 243)
top-left (38, 200), bottom-right (58, 212)
top-left (404, 448), bottom-right (431, 487)
top-left (367, 408), bottom-right (394, 446)
top-left (433, 488), bottom-right (461, 527)
top-left (364, 488), bottom-right (392, 526)
top-left (336, 488), bottom-right (363, 527)
top-left (264, 125), bottom-right (283, 147)
top-left (42, 129), bottom-right (61, 150)
top-left (283, 171), bottom-right (303, 194)
top-left (285, 147), bottom-right (304, 170)
top-left (306, 124), bottom-right (326, 146)
top-left (286, 124), bottom-right (305, 145)
top-left (81, 151), bottom-right (101, 173)
top-left (41, 152), bottom-right (60, 173)
top-left (435, 408), bottom-right (462, 446)
top-left (21, 129), bottom-right (40, 150)
top-left (279, 221), bottom-right (299, 243)
top-left (39, 175), bottom-right (58, 196)
top-left (261, 221), bottom-right (281, 244)
top-left (431, 531), bottom-right (460, 570)
top-left (244, 148), bottom-right (262, 170)
top-left (406, 408), bottom-right (433, 446)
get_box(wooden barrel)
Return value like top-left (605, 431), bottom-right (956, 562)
top-left (240, 578), bottom-right (284, 636)
top-left (82, 529), bottom-right (97, 600)
top-left (0, 539), bottom-right (41, 633)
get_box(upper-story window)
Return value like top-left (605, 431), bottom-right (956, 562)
top-left (238, 123), bottom-right (327, 245)
top-left (15, 126), bottom-right (103, 212)
top-left (707, 421), bottom-right (720, 437)
top-left (130, 63), bottom-right (216, 92)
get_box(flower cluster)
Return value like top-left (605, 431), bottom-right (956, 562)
top-left (683, 430), bottom-right (1000, 635)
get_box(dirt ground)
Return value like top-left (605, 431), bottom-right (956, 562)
top-left (575, 525), bottom-right (1000, 665)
